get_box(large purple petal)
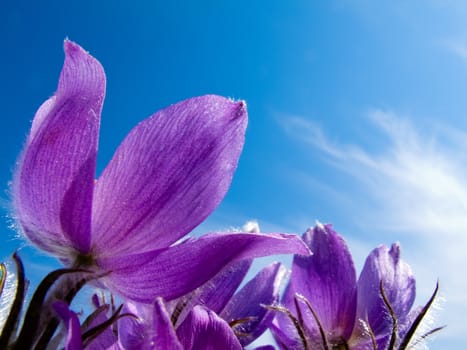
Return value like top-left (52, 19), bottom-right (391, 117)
top-left (355, 243), bottom-right (416, 346)
top-left (91, 95), bottom-right (247, 257)
top-left (53, 301), bottom-right (83, 350)
top-left (168, 260), bottom-right (251, 327)
top-left (220, 262), bottom-right (286, 346)
top-left (13, 40), bottom-right (104, 255)
top-left (97, 232), bottom-right (310, 303)
top-left (176, 305), bottom-right (242, 350)
top-left (285, 224), bottom-right (357, 342)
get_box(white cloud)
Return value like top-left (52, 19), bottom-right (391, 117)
top-left (444, 40), bottom-right (467, 63)
top-left (281, 110), bottom-right (467, 344)
top-left (283, 110), bottom-right (467, 235)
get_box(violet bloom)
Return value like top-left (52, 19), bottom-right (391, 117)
top-left (13, 40), bottom-right (309, 303)
top-left (52, 262), bottom-right (285, 350)
top-left (53, 299), bottom-right (121, 350)
top-left (123, 299), bottom-right (243, 350)
top-left (271, 224), bottom-right (437, 350)
top-left (175, 261), bottom-right (286, 348)
top-left (118, 260), bottom-right (286, 349)
top-left (53, 302), bottom-right (83, 350)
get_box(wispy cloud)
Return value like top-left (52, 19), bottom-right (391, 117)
top-left (280, 110), bottom-right (467, 343)
top-left (441, 38), bottom-right (467, 65)
top-left (282, 110), bottom-right (467, 235)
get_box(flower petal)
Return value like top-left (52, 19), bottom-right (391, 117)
top-left (270, 318), bottom-right (306, 350)
top-left (168, 260), bottom-right (251, 327)
top-left (283, 224), bottom-right (357, 341)
top-left (119, 298), bottom-right (183, 350)
top-left (84, 305), bottom-right (119, 350)
top-left (97, 232), bottom-right (310, 303)
top-left (53, 301), bottom-right (83, 350)
top-left (176, 305), bottom-right (242, 350)
top-left (117, 302), bottom-right (150, 350)
top-left (91, 95), bottom-right (247, 257)
top-left (355, 243), bottom-right (416, 345)
top-left (14, 40), bottom-right (105, 255)
top-left (152, 298), bottom-right (184, 350)
top-left (220, 262), bottom-right (286, 346)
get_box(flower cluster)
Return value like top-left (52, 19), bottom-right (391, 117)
top-left (0, 41), bottom-right (441, 349)
top-left (270, 224), bottom-right (442, 350)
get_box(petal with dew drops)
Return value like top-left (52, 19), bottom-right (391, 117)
top-left (97, 232), bottom-right (310, 303)
top-left (177, 305), bottom-right (242, 350)
top-left (284, 224), bottom-right (357, 341)
top-left (13, 40), bottom-right (105, 255)
top-left (53, 301), bottom-right (83, 350)
top-left (92, 95), bottom-right (247, 257)
top-left (221, 262), bottom-right (287, 346)
top-left (355, 243), bottom-right (416, 345)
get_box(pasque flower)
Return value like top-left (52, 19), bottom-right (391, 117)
top-left (12, 40), bottom-right (309, 303)
top-left (271, 224), bottom-right (439, 350)
top-left (51, 261), bottom-right (286, 350)
top-left (117, 260), bottom-right (286, 349)
top-left (54, 298), bottom-right (242, 350)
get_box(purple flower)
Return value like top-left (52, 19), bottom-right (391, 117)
top-left (53, 299), bottom-right (123, 350)
top-left (12, 40), bottom-right (310, 303)
top-left (121, 299), bottom-right (243, 350)
top-left (118, 260), bottom-right (286, 349)
top-left (52, 261), bottom-right (284, 349)
top-left (271, 224), bottom-right (434, 350)
top-left (53, 301), bottom-right (83, 350)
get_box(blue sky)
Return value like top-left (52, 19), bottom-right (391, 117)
top-left (1, 1), bottom-right (467, 348)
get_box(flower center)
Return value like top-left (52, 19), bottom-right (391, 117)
top-left (74, 253), bottom-right (96, 268)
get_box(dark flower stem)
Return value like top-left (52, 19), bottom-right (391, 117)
top-left (81, 305), bottom-right (110, 332)
top-left (365, 321), bottom-right (377, 350)
top-left (34, 274), bottom-right (92, 350)
top-left (81, 305), bottom-right (136, 348)
top-left (379, 280), bottom-right (398, 350)
top-left (264, 303), bottom-right (309, 350)
top-left (295, 293), bottom-right (330, 350)
top-left (12, 268), bottom-right (87, 350)
top-left (171, 296), bottom-right (191, 326)
top-left (398, 281), bottom-right (440, 349)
